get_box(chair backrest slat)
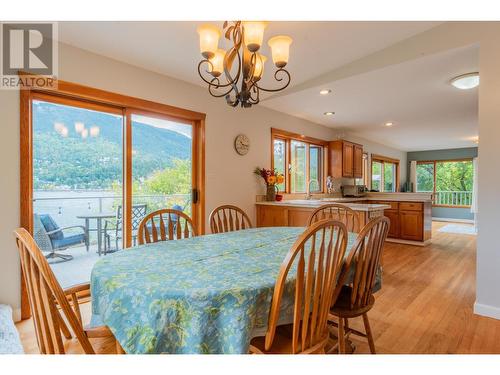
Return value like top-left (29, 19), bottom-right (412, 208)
top-left (265, 219), bottom-right (348, 354)
top-left (307, 203), bottom-right (359, 233)
top-left (209, 205), bottom-right (252, 234)
top-left (14, 228), bottom-right (95, 354)
top-left (336, 216), bottom-right (390, 310)
top-left (137, 209), bottom-right (197, 245)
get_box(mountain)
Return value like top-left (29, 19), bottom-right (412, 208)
top-left (32, 100), bottom-right (191, 189)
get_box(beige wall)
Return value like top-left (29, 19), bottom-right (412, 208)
top-left (0, 42), bottom-right (406, 318)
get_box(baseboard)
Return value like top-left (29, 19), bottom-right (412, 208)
top-left (474, 302), bottom-right (500, 320)
top-left (12, 308), bottom-right (21, 323)
top-left (385, 238), bottom-right (430, 247)
top-left (433, 217), bottom-right (474, 224)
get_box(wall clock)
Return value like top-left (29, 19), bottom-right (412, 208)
top-left (234, 134), bottom-right (250, 155)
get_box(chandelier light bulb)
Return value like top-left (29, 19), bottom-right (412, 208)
top-left (208, 49), bottom-right (226, 77)
top-left (268, 35), bottom-right (293, 68)
top-left (197, 24), bottom-right (220, 59)
top-left (242, 21), bottom-right (268, 52)
top-left (253, 54), bottom-right (267, 81)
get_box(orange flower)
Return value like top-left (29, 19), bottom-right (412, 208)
top-left (277, 175), bottom-right (285, 184)
top-left (267, 175), bottom-right (277, 185)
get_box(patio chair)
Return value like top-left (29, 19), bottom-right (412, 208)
top-left (103, 204), bottom-right (147, 253)
top-left (33, 214), bottom-right (87, 263)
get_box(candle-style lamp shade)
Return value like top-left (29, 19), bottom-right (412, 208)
top-left (209, 49), bottom-right (226, 77)
top-left (253, 54), bottom-right (267, 81)
top-left (268, 35), bottom-right (293, 68)
top-left (197, 24), bottom-right (220, 59)
top-left (242, 21), bottom-right (268, 52)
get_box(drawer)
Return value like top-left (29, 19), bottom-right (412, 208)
top-left (399, 202), bottom-right (423, 211)
top-left (372, 201), bottom-right (399, 210)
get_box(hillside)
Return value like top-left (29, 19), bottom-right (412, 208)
top-left (32, 100), bottom-right (191, 189)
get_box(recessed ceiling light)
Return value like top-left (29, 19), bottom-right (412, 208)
top-left (385, 122), bottom-right (394, 127)
top-left (324, 111), bottom-right (335, 116)
top-left (319, 89), bottom-right (332, 95)
top-left (450, 72), bottom-right (479, 90)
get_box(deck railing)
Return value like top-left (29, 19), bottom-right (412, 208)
top-left (424, 191), bottom-right (473, 207)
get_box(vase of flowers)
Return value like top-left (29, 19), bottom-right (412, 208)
top-left (254, 167), bottom-right (285, 201)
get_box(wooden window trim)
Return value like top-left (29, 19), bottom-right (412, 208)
top-left (416, 159), bottom-right (473, 208)
top-left (271, 128), bottom-right (328, 194)
top-left (19, 74), bottom-right (206, 319)
top-left (371, 155), bottom-right (400, 192)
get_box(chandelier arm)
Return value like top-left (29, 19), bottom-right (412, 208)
top-left (254, 68), bottom-right (292, 93)
top-left (197, 60), bottom-right (236, 89)
top-left (223, 25), bottom-right (243, 99)
top-left (208, 79), bottom-right (236, 98)
top-left (248, 85), bottom-right (260, 104)
top-left (225, 92), bottom-right (240, 107)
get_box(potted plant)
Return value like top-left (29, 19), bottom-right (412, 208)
top-left (254, 167), bottom-right (285, 201)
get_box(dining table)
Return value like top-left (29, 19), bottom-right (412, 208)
top-left (90, 226), bottom-right (378, 354)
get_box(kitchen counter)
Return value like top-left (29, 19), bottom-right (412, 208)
top-left (256, 194), bottom-right (432, 246)
top-left (256, 200), bottom-right (391, 211)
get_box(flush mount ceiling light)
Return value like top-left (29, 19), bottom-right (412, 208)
top-left (324, 111), bottom-right (335, 116)
top-left (385, 122), bottom-right (394, 127)
top-left (319, 89), bottom-right (332, 95)
top-left (197, 21), bottom-right (293, 108)
top-left (450, 72), bottom-right (479, 90)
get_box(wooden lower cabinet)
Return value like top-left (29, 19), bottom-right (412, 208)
top-left (384, 209), bottom-right (400, 238)
top-left (256, 205), bottom-right (287, 227)
top-left (256, 204), bottom-right (368, 230)
top-left (399, 210), bottom-right (423, 241)
top-left (256, 199), bottom-right (431, 244)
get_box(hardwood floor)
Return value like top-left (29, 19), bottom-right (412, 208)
top-left (16, 222), bottom-right (500, 354)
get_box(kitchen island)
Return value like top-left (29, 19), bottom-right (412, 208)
top-left (256, 193), bottom-right (432, 246)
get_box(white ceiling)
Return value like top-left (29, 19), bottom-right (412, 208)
top-left (58, 21), bottom-right (439, 90)
top-left (56, 21), bottom-right (479, 151)
top-left (262, 44), bottom-right (479, 151)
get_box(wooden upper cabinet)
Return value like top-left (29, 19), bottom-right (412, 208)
top-left (329, 140), bottom-right (363, 178)
top-left (353, 144), bottom-right (363, 178)
top-left (343, 142), bottom-right (354, 178)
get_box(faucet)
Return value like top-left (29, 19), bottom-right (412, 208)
top-left (307, 179), bottom-right (319, 200)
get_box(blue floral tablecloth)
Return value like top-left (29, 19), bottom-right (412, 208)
top-left (91, 227), bottom-right (358, 354)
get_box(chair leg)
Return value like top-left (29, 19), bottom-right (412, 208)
top-left (338, 316), bottom-right (346, 354)
top-left (362, 313), bottom-right (376, 354)
top-left (116, 340), bottom-right (125, 354)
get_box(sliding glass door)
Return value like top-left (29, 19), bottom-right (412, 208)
top-left (29, 96), bottom-right (200, 289)
top-left (32, 95), bottom-right (124, 288)
top-left (131, 113), bottom-right (193, 245)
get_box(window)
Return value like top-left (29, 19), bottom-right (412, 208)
top-left (21, 82), bottom-right (205, 300)
top-left (371, 155), bottom-right (399, 192)
top-left (273, 139), bottom-right (286, 191)
top-left (416, 160), bottom-right (473, 207)
top-left (355, 152), bottom-right (369, 186)
top-left (271, 128), bottom-right (327, 193)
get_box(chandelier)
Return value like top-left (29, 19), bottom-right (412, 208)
top-left (197, 21), bottom-right (292, 108)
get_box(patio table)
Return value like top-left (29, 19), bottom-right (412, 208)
top-left (90, 227), bottom-right (370, 354)
top-left (77, 212), bottom-right (115, 256)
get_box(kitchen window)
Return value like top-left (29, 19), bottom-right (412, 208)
top-left (371, 155), bottom-right (400, 192)
top-left (355, 152), bottom-right (369, 187)
top-left (271, 128), bottom-right (327, 193)
top-left (416, 159), bottom-right (473, 207)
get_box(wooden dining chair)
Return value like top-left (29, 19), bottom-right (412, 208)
top-left (137, 209), bottom-right (197, 245)
top-left (209, 205), bottom-right (252, 234)
top-left (308, 203), bottom-right (360, 233)
top-left (327, 216), bottom-right (390, 354)
top-left (13, 228), bottom-right (122, 354)
top-left (249, 219), bottom-right (348, 354)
